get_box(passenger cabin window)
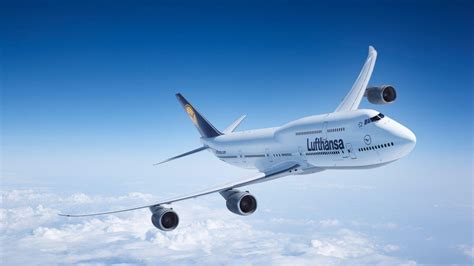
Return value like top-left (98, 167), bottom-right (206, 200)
top-left (296, 130), bottom-right (322, 136)
top-left (327, 127), bottom-right (345, 133)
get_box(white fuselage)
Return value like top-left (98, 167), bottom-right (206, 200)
top-left (202, 109), bottom-right (416, 174)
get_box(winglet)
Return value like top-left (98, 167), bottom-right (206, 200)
top-left (368, 45), bottom-right (376, 55)
top-left (335, 46), bottom-right (378, 112)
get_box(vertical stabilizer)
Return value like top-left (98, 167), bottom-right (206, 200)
top-left (176, 93), bottom-right (222, 138)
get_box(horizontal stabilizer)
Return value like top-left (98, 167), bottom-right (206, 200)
top-left (153, 146), bottom-right (208, 165)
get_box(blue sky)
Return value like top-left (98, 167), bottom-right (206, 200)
top-left (1, 1), bottom-right (473, 265)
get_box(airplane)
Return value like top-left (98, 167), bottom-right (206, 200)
top-left (60, 46), bottom-right (416, 231)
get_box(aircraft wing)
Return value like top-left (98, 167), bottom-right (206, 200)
top-left (59, 162), bottom-right (299, 217)
top-left (335, 46), bottom-right (377, 112)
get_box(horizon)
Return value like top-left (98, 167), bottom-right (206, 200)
top-left (1, 1), bottom-right (473, 264)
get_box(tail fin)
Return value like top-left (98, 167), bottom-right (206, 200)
top-left (176, 93), bottom-right (222, 138)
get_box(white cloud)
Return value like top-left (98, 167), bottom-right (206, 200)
top-left (311, 229), bottom-right (385, 259)
top-left (319, 219), bottom-right (341, 227)
top-left (1, 189), bottom-right (416, 265)
top-left (458, 245), bottom-right (474, 259)
top-left (349, 220), bottom-right (400, 230)
top-left (384, 244), bottom-right (400, 253)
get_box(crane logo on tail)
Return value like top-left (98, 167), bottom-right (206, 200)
top-left (185, 104), bottom-right (198, 125)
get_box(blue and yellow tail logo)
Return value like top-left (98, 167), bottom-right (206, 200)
top-left (185, 104), bottom-right (198, 125)
top-left (177, 93), bottom-right (222, 138)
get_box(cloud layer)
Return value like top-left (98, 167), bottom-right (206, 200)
top-left (0, 189), bottom-right (421, 265)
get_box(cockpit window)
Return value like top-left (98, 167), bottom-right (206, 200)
top-left (370, 113), bottom-right (385, 122)
top-left (364, 113), bottom-right (385, 125)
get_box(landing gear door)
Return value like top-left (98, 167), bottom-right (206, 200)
top-left (323, 121), bottom-right (328, 139)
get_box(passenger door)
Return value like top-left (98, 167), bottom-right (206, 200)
top-left (346, 143), bottom-right (357, 159)
top-left (265, 148), bottom-right (273, 163)
top-left (323, 121), bottom-right (328, 139)
top-left (298, 146), bottom-right (307, 161)
top-left (239, 150), bottom-right (246, 163)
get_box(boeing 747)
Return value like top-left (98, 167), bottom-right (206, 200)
top-left (60, 46), bottom-right (416, 231)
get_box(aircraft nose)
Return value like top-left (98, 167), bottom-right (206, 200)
top-left (395, 125), bottom-right (416, 154)
top-left (404, 128), bottom-right (417, 145)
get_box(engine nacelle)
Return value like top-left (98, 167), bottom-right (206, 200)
top-left (220, 189), bottom-right (257, 216)
top-left (365, 85), bottom-right (397, 104)
top-left (150, 205), bottom-right (179, 231)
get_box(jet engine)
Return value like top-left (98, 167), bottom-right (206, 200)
top-left (220, 189), bottom-right (257, 216)
top-left (365, 85), bottom-right (397, 104)
top-left (150, 205), bottom-right (179, 231)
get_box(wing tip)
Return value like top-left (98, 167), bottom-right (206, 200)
top-left (368, 45), bottom-right (377, 56)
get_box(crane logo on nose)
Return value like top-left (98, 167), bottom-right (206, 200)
top-left (364, 135), bottom-right (372, 145)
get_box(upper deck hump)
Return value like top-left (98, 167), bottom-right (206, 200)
top-left (206, 109), bottom-right (380, 144)
top-left (275, 109), bottom-right (379, 135)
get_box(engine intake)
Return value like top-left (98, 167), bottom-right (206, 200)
top-left (220, 189), bottom-right (257, 216)
top-left (365, 85), bottom-right (397, 104)
top-left (150, 205), bottom-right (179, 231)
